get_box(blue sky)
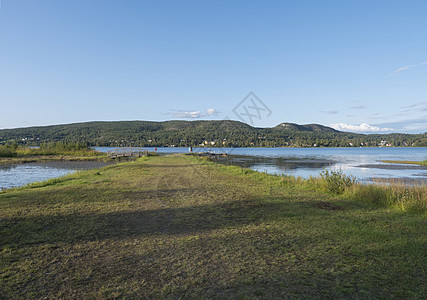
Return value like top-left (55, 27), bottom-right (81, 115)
top-left (0, 0), bottom-right (426, 133)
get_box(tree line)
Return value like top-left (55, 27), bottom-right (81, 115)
top-left (0, 120), bottom-right (426, 148)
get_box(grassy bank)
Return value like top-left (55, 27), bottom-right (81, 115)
top-left (382, 159), bottom-right (427, 166)
top-left (1, 155), bottom-right (426, 298)
top-left (0, 143), bottom-right (109, 165)
top-left (274, 169), bottom-right (426, 213)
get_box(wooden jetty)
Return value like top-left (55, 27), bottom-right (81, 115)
top-left (107, 148), bottom-right (148, 159)
top-left (197, 152), bottom-right (228, 157)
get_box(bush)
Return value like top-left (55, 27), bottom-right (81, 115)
top-left (320, 169), bottom-right (356, 195)
top-left (0, 144), bottom-right (18, 157)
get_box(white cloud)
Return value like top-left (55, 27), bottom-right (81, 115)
top-left (206, 108), bottom-right (219, 115)
top-left (167, 108), bottom-right (220, 119)
top-left (387, 61), bottom-right (427, 77)
top-left (171, 110), bottom-right (202, 118)
top-left (328, 123), bottom-right (394, 132)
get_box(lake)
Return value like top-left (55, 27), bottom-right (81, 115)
top-left (0, 161), bottom-right (113, 190)
top-left (97, 147), bottom-right (427, 184)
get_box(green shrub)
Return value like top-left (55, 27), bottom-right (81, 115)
top-left (320, 169), bottom-right (356, 195)
top-left (0, 144), bottom-right (18, 157)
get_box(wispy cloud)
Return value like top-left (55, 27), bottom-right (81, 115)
top-left (387, 61), bottom-right (427, 77)
top-left (329, 123), bottom-right (394, 133)
top-left (374, 117), bottom-right (427, 133)
top-left (349, 105), bottom-right (366, 110)
top-left (167, 108), bottom-right (220, 119)
top-left (320, 110), bottom-right (338, 114)
top-left (400, 101), bottom-right (427, 112)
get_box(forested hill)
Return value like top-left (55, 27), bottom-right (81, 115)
top-left (0, 120), bottom-right (426, 147)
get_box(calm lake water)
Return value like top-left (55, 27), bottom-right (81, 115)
top-left (0, 161), bottom-right (113, 190)
top-left (98, 147), bottom-right (427, 184)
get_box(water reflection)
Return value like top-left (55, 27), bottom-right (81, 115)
top-left (212, 154), bottom-right (427, 184)
top-left (216, 155), bottom-right (334, 170)
top-left (0, 165), bottom-right (12, 172)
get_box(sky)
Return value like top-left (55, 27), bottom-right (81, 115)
top-left (0, 0), bottom-right (426, 133)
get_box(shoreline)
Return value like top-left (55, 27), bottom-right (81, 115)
top-left (0, 155), bottom-right (113, 165)
top-left (358, 163), bottom-right (427, 170)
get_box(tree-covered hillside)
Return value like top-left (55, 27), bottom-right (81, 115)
top-left (0, 120), bottom-right (426, 147)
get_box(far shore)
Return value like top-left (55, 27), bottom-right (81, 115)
top-left (0, 155), bottom-right (113, 165)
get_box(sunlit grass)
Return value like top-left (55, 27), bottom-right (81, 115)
top-left (199, 156), bottom-right (426, 214)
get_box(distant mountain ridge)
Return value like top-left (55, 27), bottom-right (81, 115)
top-left (0, 120), bottom-right (425, 147)
top-left (275, 123), bottom-right (339, 133)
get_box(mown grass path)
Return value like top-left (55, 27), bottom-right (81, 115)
top-left (1, 155), bottom-right (426, 299)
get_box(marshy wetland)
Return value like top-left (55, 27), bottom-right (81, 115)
top-left (97, 147), bottom-right (427, 184)
top-left (1, 146), bottom-right (426, 189)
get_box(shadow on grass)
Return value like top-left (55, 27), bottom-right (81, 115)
top-left (0, 194), bottom-right (348, 248)
top-left (1, 185), bottom-right (425, 299)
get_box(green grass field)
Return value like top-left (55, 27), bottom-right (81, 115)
top-left (1, 155), bottom-right (426, 299)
